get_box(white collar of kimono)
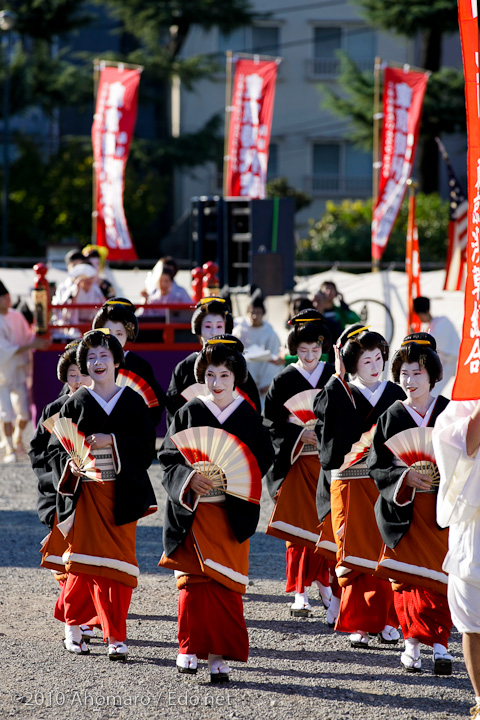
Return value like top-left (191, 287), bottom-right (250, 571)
top-left (87, 386), bottom-right (125, 414)
top-left (124, 349), bottom-right (129, 356)
top-left (292, 360), bottom-right (325, 387)
top-left (198, 393), bottom-right (243, 423)
top-left (400, 398), bottom-right (436, 427)
top-left (349, 377), bottom-right (386, 406)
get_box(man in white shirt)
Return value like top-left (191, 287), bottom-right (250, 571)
top-left (0, 280), bottom-right (48, 462)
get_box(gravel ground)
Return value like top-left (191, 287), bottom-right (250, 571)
top-left (0, 438), bottom-right (474, 720)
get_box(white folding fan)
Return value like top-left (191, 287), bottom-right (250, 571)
top-left (385, 426), bottom-right (439, 484)
top-left (339, 425), bottom-right (376, 472)
top-left (180, 382), bottom-right (208, 402)
top-left (41, 411), bottom-right (60, 434)
top-left (51, 417), bottom-right (102, 482)
top-left (116, 368), bottom-right (159, 408)
top-left (170, 426), bottom-right (262, 504)
top-left (284, 389), bottom-right (320, 429)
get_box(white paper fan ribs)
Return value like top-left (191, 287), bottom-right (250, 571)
top-left (170, 426), bottom-right (262, 504)
top-left (284, 389), bottom-right (320, 429)
top-left (385, 426), bottom-right (439, 484)
top-left (52, 417), bottom-right (102, 481)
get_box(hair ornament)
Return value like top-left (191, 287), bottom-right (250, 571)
top-left (104, 300), bottom-right (134, 308)
top-left (198, 297), bottom-right (226, 306)
top-left (347, 325), bottom-right (371, 339)
top-left (401, 339), bottom-right (432, 347)
top-left (83, 327), bottom-right (110, 338)
top-left (207, 338), bottom-right (237, 345)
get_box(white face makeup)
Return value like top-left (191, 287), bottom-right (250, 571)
top-left (205, 363), bottom-right (235, 407)
top-left (86, 345), bottom-right (117, 386)
top-left (296, 342), bottom-right (322, 373)
top-left (103, 320), bottom-right (128, 348)
top-left (66, 363), bottom-right (92, 393)
top-left (355, 348), bottom-right (384, 386)
top-left (201, 314), bottom-right (226, 342)
top-left (399, 361), bottom-right (431, 402)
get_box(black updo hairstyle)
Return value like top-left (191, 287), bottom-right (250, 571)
top-left (92, 297), bottom-right (138, 341)
top-left (194, 334), bottom-right (248, 386)
top-left (287, 309), bottom-right (332, 355)
top-left (391, 332), bottom-right (443, 389)
top-left (57, 340), bottom-right (81, 383)
top-left (191, 297), bottom-right (233, 336)
top-left (338, 323), bottom-right (389, 375)
top-left (76, 329), bottom-right (125, 375)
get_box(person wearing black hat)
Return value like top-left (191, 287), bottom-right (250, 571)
top-left (165, 297), bottom-right (260, 426)
top-left (0, 280), bottom-right (48, 462)
top-left (314, 324), bottom-right (405, 647)
top-left (158, 335), bottom-right (273, 682)
top-left (368, 333), bottom-right (453, 676)
top-left (233, 290), bottom-right (282, 407)
top-left (264, 309), bottom-right (335, 617)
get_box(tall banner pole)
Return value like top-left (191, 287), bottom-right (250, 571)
top-left (372, 56), bottom-right (382, 273)
top-left (92, 59), bottom-right (101, 244)
top-left (223, 50), bottom-right (234, 198)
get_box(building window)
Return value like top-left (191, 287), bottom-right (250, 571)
top-left (309, 142), bottom-right (372, 196)
top-left (219, 25), bottom-right (280, 58)
top-left (308, 25), bottom-right (376, 78)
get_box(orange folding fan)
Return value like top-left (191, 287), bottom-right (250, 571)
top-left (116, 368), bottom-right (159, 408)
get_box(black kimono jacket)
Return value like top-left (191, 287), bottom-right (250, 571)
top-left (159, 397), bottom-right (273, 557)
top-left (47, 386), bottom-right (157, 526)
top-left (29, 394), bottom-right (69, 529)
top-left (263, 361), bottom-right (334, 498)
top-left (165, 351), bottom-right (261, 427)
top-left (367, 396), bottom-right (449, 549)
top-left (314, 377), bottom-right (406, 522)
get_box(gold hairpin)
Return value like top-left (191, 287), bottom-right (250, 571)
top-left (207, 338), bottom-right (236, 345)
top-left (290, 317), bottom-right (319, 324)
top-left (84, 327), bottom-right (110, 338)
top-left (105, 300), bottom-right (134, 308)
top-left (401, 339), bottom-right (432, 346)
top-left (198, 297), bottom-right (226, 305)
top-left (347, 325), bottom-right (371, 339)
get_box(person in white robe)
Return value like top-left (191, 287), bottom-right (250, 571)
top-left (433, 400), bottom-right (480, 718)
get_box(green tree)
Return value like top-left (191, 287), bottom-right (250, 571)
top-left (323, 0), bottom-right (464, 193)
top-left (297, 194), bottom-right (449, 269)
top-left (267, 177), bottom-right (313, 214)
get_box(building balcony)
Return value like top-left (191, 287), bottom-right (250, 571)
top-left (305, 174), bottom-right (372, 197)
top-left (305, 57), bottom-right (374, 79)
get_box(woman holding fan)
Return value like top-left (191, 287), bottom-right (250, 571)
top-left (314, 324), bottom-right (403, 648)
top-left (165, 297), bottom-right (260, 427)
top-left (158, 335), bottom-right (272, 682)
top-left (48, 329), bottom-right (157, 661)
top-left (367, 333), bottom-right (453, 675)
top-left (92, 297), bottom-right (166, 427)
top-left (263, 309), bottom-right (335, 617)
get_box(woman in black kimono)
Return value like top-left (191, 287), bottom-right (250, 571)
top-left (48, 330), bottom-right (157, 661)
top-left (158, 335), bottom-right (273, 682)
top-left (29, 341), bottom-right (98, 646)
top-left (165, 297), bottom-right (260, 427)
top-left (314, 324), bottom-right (404, 648)
top-left (367, 333), bottom-right (452, 675)
top-left (92, 297), bottom-right (166, 427)
top-left (264, 309), bottom-right (334, 616)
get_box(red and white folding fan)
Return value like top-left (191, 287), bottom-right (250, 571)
top-left (284, 389), bottom-right (320, 429)
top-left (41, 411), bottom-right (60, 434)
top-left (385, 426), bottom-right (439, 484)
top-left (170, 426), bottom-right (262, 504)
top-left (52, 417), bottom-right (102, 482)
top-left (116, 368), bottom-right (159, 408)
top-left (180, 382), bottom-right (208, 402)
top-left (339, 425), bottom-right (376, 472)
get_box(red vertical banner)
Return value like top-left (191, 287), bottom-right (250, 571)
top-left (453, 0), bottom-right (480, 399)
top-left (406, 190), bottom-right (422, 332)
top-left (92, 65), bottom-right (142, 261)
top-left (226, 58), bottom-right (279, 198)
top-left (372, 67), bottom-right (429, 262)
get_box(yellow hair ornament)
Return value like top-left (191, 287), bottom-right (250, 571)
top-left (207, 338), bottom-right (237, 345)
top-left (290, 317), bottom-right (319, 324)
top-left (401, 339), bottom-right (432, 346)
top-left (198, 297), bottom-right (226, 305)
top-left (347, 325), bottom-right (371, 339)
top-left (104, 300), bottom-right (134, 308)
